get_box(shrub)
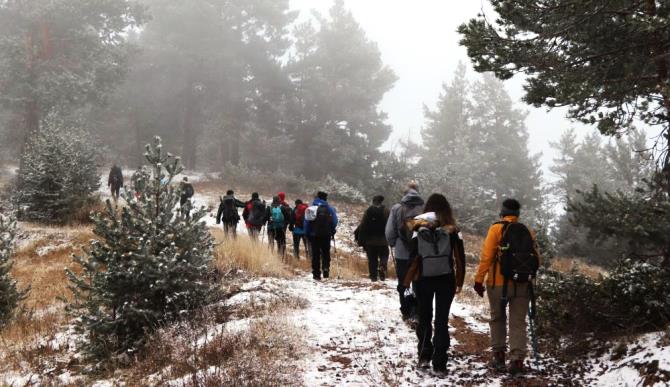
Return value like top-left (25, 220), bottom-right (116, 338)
top-left (537, 260), bottom-right (670, 338)
top-left (66, 137), bottom-right (217, 360)
top-left (16, 117), bottom-right (100, 223)
top-left (0, 213), bottom-right (28, 327)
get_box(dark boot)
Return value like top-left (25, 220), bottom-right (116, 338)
top-left (490, 351), bottom-right (505, 372)
top-left (432, 363), bottom-right (447, 375)
top-left (508, 359), bottom-right (524, 376)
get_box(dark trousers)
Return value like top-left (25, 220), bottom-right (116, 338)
top-left (272, 227), bottom-right (286, 256)
top-left (415, 274), bottom-right (456, 367)
top-left (395, 259), bottom-right (417, 318)
top-left (365, 245), bottom-right (389, 281)
top-left (311, 236), bottom-right (331, 278)
top-left (267, 228), bottom-right (275, 248)
top-left (110, 184), bottom-right (121, 200)
top-left (223, 222), bottom-right (237, 238)
top-left (293, 233), bottom-right (310, 258)
top-left (248, 225), bottom-right (262, 240)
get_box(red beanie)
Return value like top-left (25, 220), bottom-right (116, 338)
top-left (278, 192), bottom-right (286, 202)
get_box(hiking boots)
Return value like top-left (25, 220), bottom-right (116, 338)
top-left (489, 351), bottom-right (505, 372)
top-left (508, 359), bottom-right (525, 376)
top-left (432, 363), bottom-right (447, 375)
top-left (418, 359), bottom-right (431, 369)
top-left (323, 271), bottom-right (329, 279)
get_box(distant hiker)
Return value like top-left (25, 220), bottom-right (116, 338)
top-left (386, 182), bottom-right (424, 322)
top-left (289, 199), bottom-right (310, 259)
top-left (404, 194), bottom-right (465, 373)
top-left (216, 190), bottom-right (245, 238)
top-left (108, 164), bottom-right (123, 201)
top-left (356, 195), bottom-right (390, 282)
top-left (179, 177), bottom-right (195, 218)
top-left (304, 191), bottom-right (338, 281)
top-left (473, 199), bottom-right (540, 376)
top-left (267, 192), bottom-right (292, 250)
top-left (242, 192), bottom-right (266, 240)
top-left (266, 196), bottom-right (290, 256)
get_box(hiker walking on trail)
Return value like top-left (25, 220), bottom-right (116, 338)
top-left (356, 195), bottom-right (390, 282)
top-left (242, 192), bottom-right (266, 240)
top-left (179, 177), bottom-right (194, 218)
top-left (289, 199), bottom-right (310, 259)
top-left (386, 182), bottom-right (424, 322)
top-left (473, 199), bottom-right (540, 376)
top-left (266, 196), bottom-right (290, 256)
top-left (404, 194), bottom-right (465, 374)
top-left (304, 191), bottom-right (338, 281)
top-left (108, 164), bottom-right (123, 201)
top-left (216, 190), bottom-right (245, 238)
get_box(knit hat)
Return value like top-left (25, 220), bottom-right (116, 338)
top-left (317, 191), bottom-right (328, 201)
top-left (500, 198), bottom-right (521, 217)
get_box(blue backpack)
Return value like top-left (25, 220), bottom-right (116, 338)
top-left (269, 206), bottom-right (285, 230)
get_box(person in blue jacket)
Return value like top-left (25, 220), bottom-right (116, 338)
top-left (304, 191), bottom-right (338, 280)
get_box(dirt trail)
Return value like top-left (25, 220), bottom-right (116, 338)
top-left (291, 275), bottom-right (576, 386)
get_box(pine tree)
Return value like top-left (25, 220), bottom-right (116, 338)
top-left (17, 116), bottom-right (100, 223)
top-left (66, 137), bottom-right (216, 359)
top-left (0, 213), bottom-right (28, 327)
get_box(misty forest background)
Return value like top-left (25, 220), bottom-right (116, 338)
top-left (0, 0), bottom-right (666, 271)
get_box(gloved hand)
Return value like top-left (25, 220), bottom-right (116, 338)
top-left (473, 282), bottom-right (485, 298)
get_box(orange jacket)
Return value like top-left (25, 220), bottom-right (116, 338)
top-left (474, 216), bottom-right (541, 287)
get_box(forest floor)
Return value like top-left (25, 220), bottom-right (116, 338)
top-left (1, 170), bottom-right (669, 386)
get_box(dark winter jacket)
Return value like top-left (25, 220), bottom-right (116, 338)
top-left (243, 199), bottom-right (267, 227)
top-left (216, 194), bottom-right (245, 224)
top-left (180, 182), bottom-right (194, 205)
top-left (357, 204), bottom-right (390, 247)
top-left (385, 190), bottom-right (424, 260)
top-left (303, 198), bottom-right (338, 238)
top-left (403, 215), bottom-right (466, 289)
top-left (265, 201), bottom-right (291, 230)
top-left (108, 166), bottom-right (123, 187)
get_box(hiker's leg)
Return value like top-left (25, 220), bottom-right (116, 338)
top-left (277, 229), bottom-right (286, 256)
top-left (292, 233), bottom-right (300, 258)
top-left (310, 238), bottom-right (321, 278)
top-left (508, 283), bottom-right (529, 361)
top-left (414, 279), bottom-right (434, 361)
top-left (487, 285), bottom-right (507, 354)
top-left (379, 246), bottom-right (389, 280)
top-left (395, 259), bottom-right (411, 318)
top-left (303, 236), bottom-right (311, 258)
top-left (320, 237), bottom-right (331, 276)
top-left (433, 274), bottom-right (456, 367)
top-left (365, 246), bottom-right (378, 281)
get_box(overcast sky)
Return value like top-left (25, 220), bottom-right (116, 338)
top-left (290, 0), bottom-right (595, 178)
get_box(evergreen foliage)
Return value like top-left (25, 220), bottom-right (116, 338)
top-left (66, 137), bottom-right (216, 360)
top-left (419, 67), bottom-right (543, 233)
top-left (17, 117), bottom-right (100, 223)
top-left (0, 213), bottom-right (28, 327)
top-left (0, 0), bottom-right (145, 153)
top-left (458, 0), bottom-right (670, 163)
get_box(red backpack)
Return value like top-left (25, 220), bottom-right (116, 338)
top-left (294, 203), bottom-right (308, 227)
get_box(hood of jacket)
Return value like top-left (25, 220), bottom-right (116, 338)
top-left (408, 211), bottom-right (459, 234)
top-left (312, 198), bottom-right (329, 207)
top-left (400, 189), bottom-right (424, 207)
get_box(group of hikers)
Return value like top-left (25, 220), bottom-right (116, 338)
top-left (108, 164), bottom-right (540, 377)
top-left (215, 189), bottom-right (339, 280)
top-left (356, 182), bottom-right (540, 376)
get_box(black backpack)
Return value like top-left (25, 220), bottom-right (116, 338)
top-left (364, 205), bottom-right (386, 237)
top-left (222, 197), bottom-right (239, 222)
top-left (497, 221), bottom-right (540, 319)
top-left (498, 221), bottom-right (539, 283)
top-left (249, 200), bottom-right (266, 226)
top-left (183, 183), bottom-right (194, 198)
top-left (312, 205), bottom-right (333, 238)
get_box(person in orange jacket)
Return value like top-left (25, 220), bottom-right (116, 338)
top-left (473, 199), bottom-right (540, 376)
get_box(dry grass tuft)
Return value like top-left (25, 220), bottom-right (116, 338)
top-left (550, 257), bottom-right (605, 279)
top-left (1, 225), bottom-right (94, 374)
top-left (211, 229), bottom-right (291, 278)
top-left (127, 307), bottom-right (306, 385)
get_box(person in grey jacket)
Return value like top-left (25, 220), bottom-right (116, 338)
top-left (385, 182), bottom-right (424, 321)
